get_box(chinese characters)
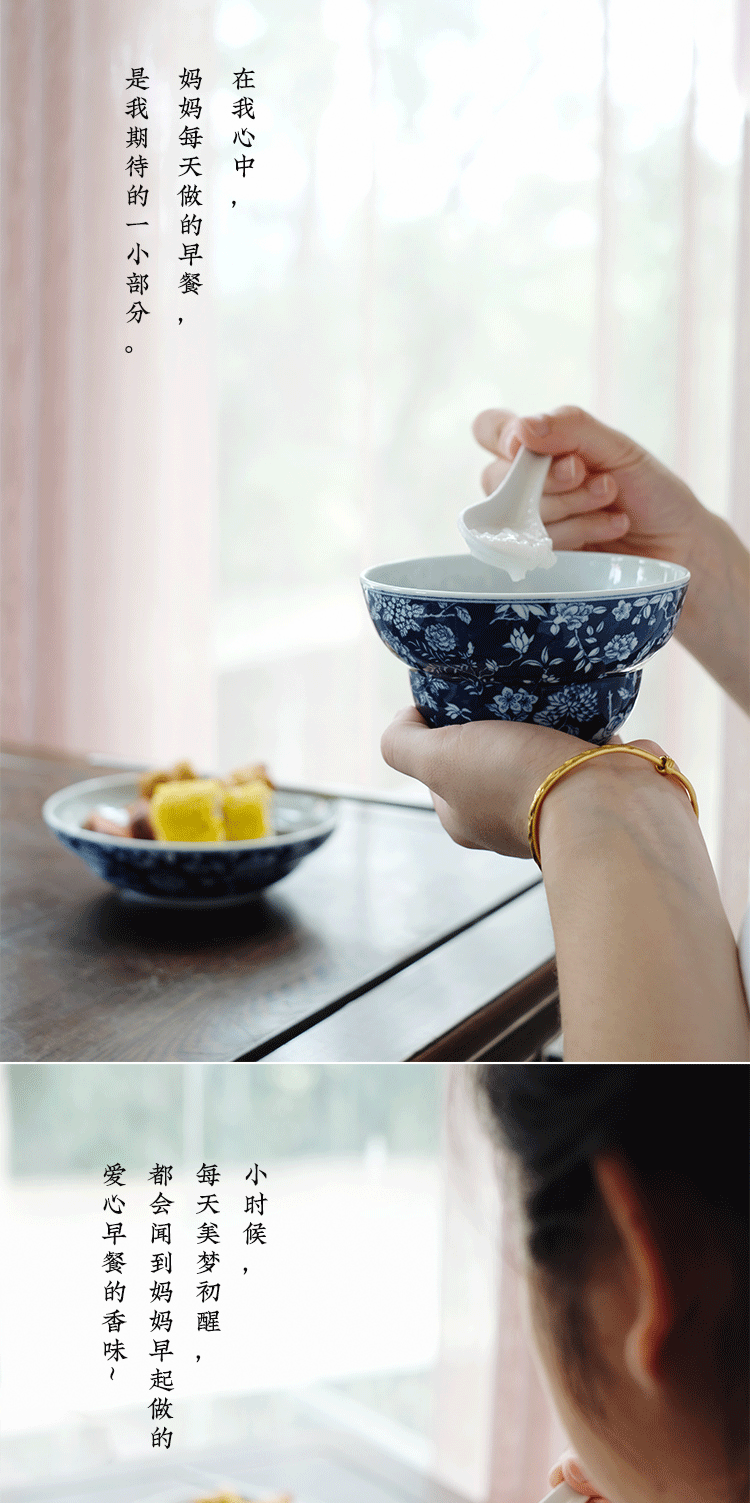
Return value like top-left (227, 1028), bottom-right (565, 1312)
top-left (122, 61), bottom-right (259, 340)
top-left (178, 68), bottom-right (203, 298)
top-left (148, 1163), bottom-right (175, 1448)
top-left (99, 1158), bottom-right (268, 1452)
top-left (196, 1162), bottom-right (221, 1334)
top-left (125, 67), bottom-right (150, 332)
top-left (102, 1163), bottom-right (128, 1376)
top-left (244, 1160), bottom-right (267, 1247)
top-left (232, 66), bottom-right (255, 179)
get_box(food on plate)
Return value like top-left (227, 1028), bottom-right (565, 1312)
top-left (222, 779), bottom-right (273, 840)
top-left (83, 796), bottom-right (156, 840)
top-left (192, 1492), bottom-right (292, 1502)
top-left (138, 758), bottom-right (198, 800)
top-left (128, 796), bottom-right (156, 840)
top-left (81, 803), bottom-right (132, 838)
top-left (83, 761), bottom-right (275, 843)
top-left (151, 779), bottom-right (226, 842)
top-left (224, 762), bottom-right (273, 789)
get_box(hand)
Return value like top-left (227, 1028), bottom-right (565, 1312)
top-left (381, 707), bottom-right (605, 860)
top-left (549, 1449), bottom-right (608, 1502)
top-left (473, 405), bottom-right (703, 572)
top-left (472, 404), bottom-right (750, 712)
top-left (381, 708), bottom-right (668, 862)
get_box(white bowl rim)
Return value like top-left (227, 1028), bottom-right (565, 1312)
top-left (360, 550), bottom-right (690, 601)
top-left (43, 773), bottom-right (337, 853)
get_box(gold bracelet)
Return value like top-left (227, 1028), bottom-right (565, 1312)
top-left (527, 744), bottom-right (700, 868)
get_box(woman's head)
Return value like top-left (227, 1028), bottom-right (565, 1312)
top-left (476, 1065), bottom-right (748, 1503)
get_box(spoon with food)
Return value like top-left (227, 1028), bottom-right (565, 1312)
top-left (457, 444), bottom-right (554, 580)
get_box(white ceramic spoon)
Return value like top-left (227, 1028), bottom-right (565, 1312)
top-left (457, 444), bottom-right (555, 581)
top-left (539, 1484), bottom-right (592, 1503)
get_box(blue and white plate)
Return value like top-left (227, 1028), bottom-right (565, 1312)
top-left (43, 774), bottom-right (337, 906)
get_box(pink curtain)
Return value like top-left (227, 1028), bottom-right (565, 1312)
top-left (1, 0), bottom-right (217, 767)
top-left (487, 1196), bottom-right (568, 1503)
top-left (719, 20), bottom-right (750, 930)
top-left (435, 1068), bottom-right (567, 1502)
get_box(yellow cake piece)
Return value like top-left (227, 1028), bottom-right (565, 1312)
top-left (222, 779), bottom-right (272, 840)
top-left (150, 779), bottom-right (225, 842)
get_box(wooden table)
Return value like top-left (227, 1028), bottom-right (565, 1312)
top-left (1, 748), bottom-right (559, 1062)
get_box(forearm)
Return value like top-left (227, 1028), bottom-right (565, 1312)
top-left (538, 761), bottom-right (749, 1060)
top-left (677, 507), bottom-right (750, 712)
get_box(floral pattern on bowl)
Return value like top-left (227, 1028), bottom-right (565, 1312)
top-left (408, 666), bottom-right (641, 741)
top-left (43, 776), bottom-right (337, 906)
top-left (361, 552), bottom-right (688, 737)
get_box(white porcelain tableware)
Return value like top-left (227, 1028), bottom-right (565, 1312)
top-left (539, 1484), bottom-right (591, 1503)
top-left (458, 445), bottom-right (555, 579)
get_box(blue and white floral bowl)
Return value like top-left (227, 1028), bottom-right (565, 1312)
top-left (43, 775), bottom-right (337, 906)
top-left (361, 552), bottom-right (689, 742)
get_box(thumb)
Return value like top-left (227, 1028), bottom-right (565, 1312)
top-left (517, 406), bottom-right (644, 473)
top-left (381, 706), bottom-right (444, 783)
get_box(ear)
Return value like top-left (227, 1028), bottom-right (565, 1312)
top-left (592, 1153), bottom-right (674, 1393)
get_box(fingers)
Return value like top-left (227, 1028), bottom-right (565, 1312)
top-left (474, 405), bottom-right (645, 475)
top-left (548, 1449), bottom-right (603, 1497)
top-left (472, 408), bottom-right (518, 458)
top-left (482, 454), bottom-right (593, 498)
top-left (516, 405), bottom-right (644, 472)
top-left (380, 707), bottom-right (446, 790)
top-left (380, 706), bottom-right (427, 772)
top-left (539, 473), bottom-right (619, 519)
top-left (481, 458), bottom-right (510, 494)
top-left (474, 410), bottom-right (588, 476)
top-left (382, 717), bottom-right (482, 849)
top-left (548, 1456), bottom-right (568, 1488)
top-left (544, 509), bottom-right (631, 550)
top-left (476, 412), bottom-right (627, 527)
top-left (382, 715), bottom-right (483, 838)
top-left (538, 474), bottom-right (630, 548)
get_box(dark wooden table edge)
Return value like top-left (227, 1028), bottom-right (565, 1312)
top-left (233, 878), bottom-right (543, 1060)
top-left (411, 957), bottom-right (560, 1060)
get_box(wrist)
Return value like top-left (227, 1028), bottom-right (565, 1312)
top-left (674, 506), bottom-right (750, 709)
top-left (536, 751), bottom-right (699, 872)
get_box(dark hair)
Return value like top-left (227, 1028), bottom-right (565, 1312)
top-left (476, 1065), bottom-right (749, 1469)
